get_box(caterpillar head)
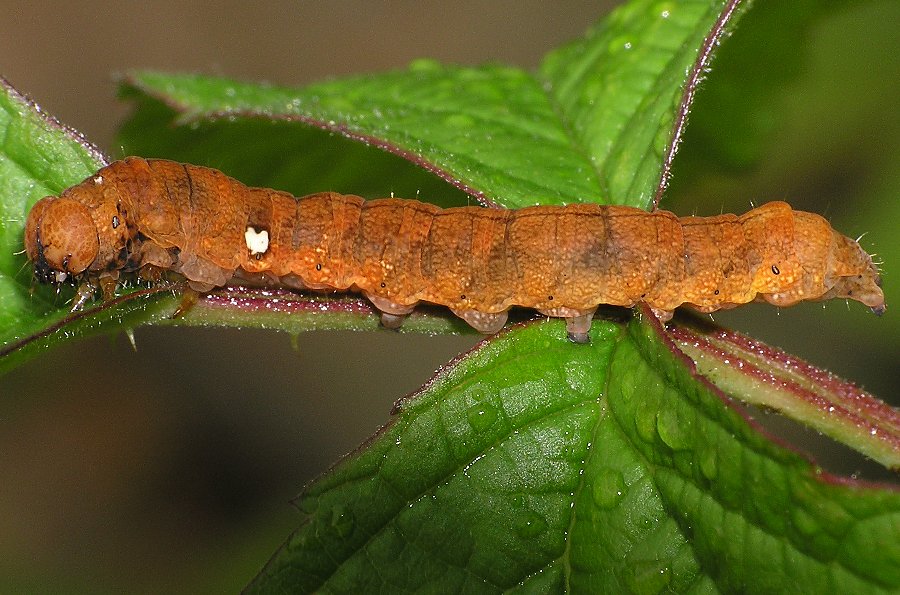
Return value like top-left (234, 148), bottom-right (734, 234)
top-left (24, 195), bottom-right (99, 285)
top-left (822, 232), bottom-right (885, 315)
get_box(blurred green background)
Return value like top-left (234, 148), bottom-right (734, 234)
top-left (1, 1), bottom-right (897, 592)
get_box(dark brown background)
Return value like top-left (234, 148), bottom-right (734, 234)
top-left (1, 1), bottom-right (897, 592)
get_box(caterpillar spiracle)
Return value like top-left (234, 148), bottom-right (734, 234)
top-left (24, 158), bottom-right (885, 342)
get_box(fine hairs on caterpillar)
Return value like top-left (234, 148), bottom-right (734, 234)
top-left (24, 157), bottom-right (885, 342)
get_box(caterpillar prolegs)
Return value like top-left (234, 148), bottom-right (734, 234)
top-left (24, 158), bottom-right (885, 342)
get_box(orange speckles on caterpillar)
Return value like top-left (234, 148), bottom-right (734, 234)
top-left (24, 157), bottom-right (885, 342)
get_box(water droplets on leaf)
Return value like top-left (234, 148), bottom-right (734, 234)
top-left (698, 446), bottom-right (718, 482)
top-left (608, 35), bottom-right (635, 54)
top-left (655, 1), bottom-right (675, 19)
top-left (443, 114), bottom-right (476, 129)
top-left (466, 399), bottom-right (499, 433)
top-left (656, 406), bottom-right (690, 451)
top-left (634, 397), bottom-right (659, 444)
top-left (591, 467), bottom-right (626, 509)
top-left (790, 508), bottom-right (819, 538)
top-left (514, 509), bottom-right (548, 538)
top-left (328, 506), bottom-right (355, 538)
top-left (625, 559), bottom-right (672, 594)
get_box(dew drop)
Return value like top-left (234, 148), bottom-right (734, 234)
top-left (626, 560), bottom-right (672, 594)
top-left (607, 35), bottom-right (634, 54)
top-left (699, 446), bottom-right (718, 481)
top-left (656, 407), bottom-right (689, 450)
top-left (592, 468), bottom-right (626, 509)
top-left (634, 401), bottom-right (659, 444)
top-left (655, 1), bottom-right (675, 19)
top-left (790, 508), bottom-right (818, 537)
top-left (444, 113), bottom-right (475, 129)
top-left (466, 400), bottom-right (498, 433)
top-left (329, 506), bottom-right (355, 538)
top-left (514, 509), bottom-right (547, 538)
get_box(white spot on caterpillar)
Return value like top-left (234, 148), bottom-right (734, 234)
top-left (245, 226), bottom-right (269, 255)
top-left (55, 271), bottom-right (68, 283)
top-left (93, 175), bottom-right (103, 185)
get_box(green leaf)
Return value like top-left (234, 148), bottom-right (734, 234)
top-left (540, 0), bottom-right (744, 207)
top-left (121, 66), bottom-right (603, 208)
top-left (116, 91), bottom-right (473, 208)
top-left (248, 318), bottom-right (900, 593)
top-left (122, 0), bottom-right (743, 210)
top-left (670, 318), bottom-right (900, 469)
top-left (0, 78), bottom-right (108, 356)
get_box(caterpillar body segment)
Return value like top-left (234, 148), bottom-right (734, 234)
top-left (24, 158), bottom-right (886, 341)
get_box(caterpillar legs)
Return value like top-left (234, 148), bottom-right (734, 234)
top-left (650, 307), bottom-right (674, 323)
top-left (70, 279), bottom-right (98, 312)
top-left (538, 306), bottom-right (597, 343)
top-left (70, 275), bottom-right (117, 312)
top-left (173, 287), bottom-right (200, 318)
top-left (565, 311), bottom-right (596, 344)
top-left (450, 308), bottom-right (509, 334)
top-left (369, 298), bottom-right (511, 335)
top-left (380, 312), bottom-right (407, 330)
top-left (365, 292), bottom-right (416, 331)
top-left (370, 295), bottom-right (598, 341)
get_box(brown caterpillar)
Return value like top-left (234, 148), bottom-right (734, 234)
top-left (24, 157), bottom-right (885, 342)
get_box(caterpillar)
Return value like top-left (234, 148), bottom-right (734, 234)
top-left (24, 157), bottom-right (885, 342)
